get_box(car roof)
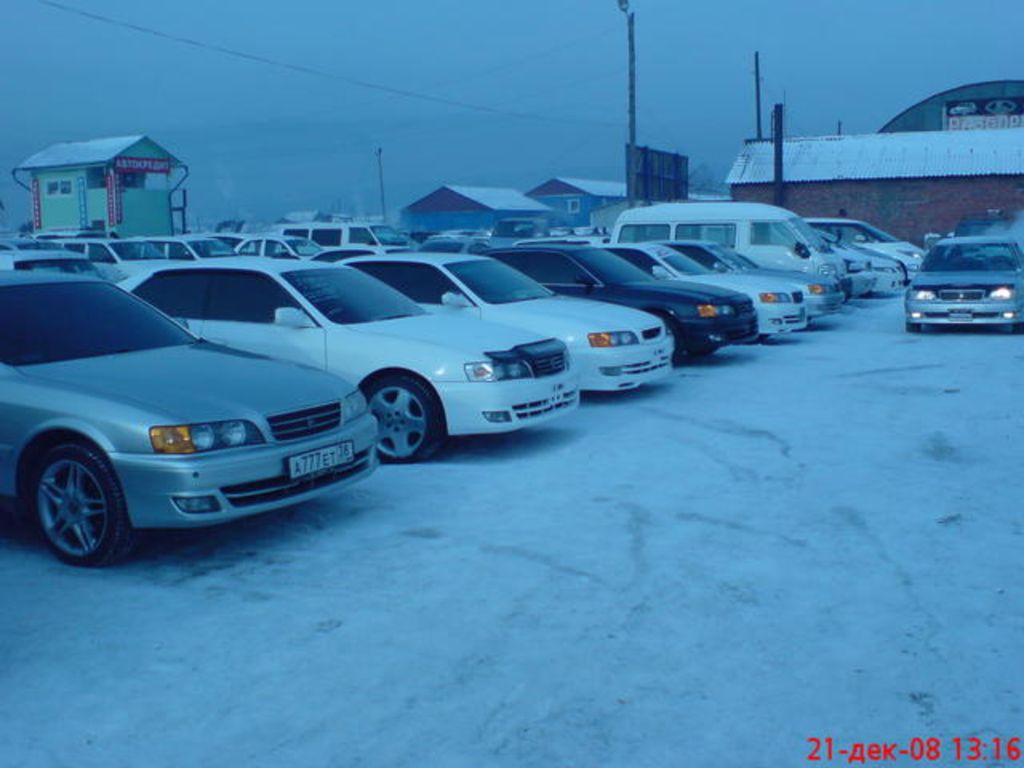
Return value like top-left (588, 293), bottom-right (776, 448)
top-left (489, 243), bottom-right (594, 255)
top-left (343, 252), bottom-right (490, 267)
top-left (934, 236), bottom-right (1021, 246)
top-left (130, 256), bottom-right (341, 275)
top-left (0, 249), bottom-right (89, 263)
top-left (143, 234), bottom-right (225, 242)
top-left (0, 270), bottom-right (98, 287)
top-left (615, 201), bottom-right (796, 224)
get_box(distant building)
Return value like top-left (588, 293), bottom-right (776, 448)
top-left (526, 177), bottom-right (626, 227)
top-left (402, 185), bottom-right (551, 234)
top-left (727, 128), bottom-right (1024, 243)
top-left (727, 81), bottom-right (1024, 243)
top-left (13, 135), bottom-right (185, 236)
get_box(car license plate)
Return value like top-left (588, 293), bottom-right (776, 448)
top-left (288, 442), bottom-right (354, 480)
top-left (949, 310), bottom-right (973, 321)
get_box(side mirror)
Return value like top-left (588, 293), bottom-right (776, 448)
top-left (274, 307), bottom-right (314, 328)
top-left (574, 275), bottom-right (597, 292)
top-left (794, 242), bottom-right (811, 259)
top-left (441, 291), bottom-right (472, 308)
top-left (651, 265), bottom-right (673, 280)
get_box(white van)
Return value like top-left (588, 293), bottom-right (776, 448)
top-left (273, 222), bottom-right (411, 251)
top-left (612, 202), bottom-right (846, 278)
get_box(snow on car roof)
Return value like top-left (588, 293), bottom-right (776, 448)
top-left (727, 127), bottom-right (1024, 184)
top-left (342, 252), bottom-right (490, 267)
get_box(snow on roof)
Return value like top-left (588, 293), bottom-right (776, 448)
top-left (446, 185), bottom-right (550, 212)
top-left (555, 178), bottom-right (627, 198)
top-left (726, 128), bottom-right (1024, 185)
top-left (17, 135), bottom-right (153, 170)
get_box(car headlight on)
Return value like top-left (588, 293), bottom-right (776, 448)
top-left (807, 283), bottom-right (826, 295)
top-left (912, 289), bottom-right (936, 301)
top-left (150, 420), bottom-right (264, 454)
top-left (343, 390), bottom-right (368, 420)
top-left (464, 359), bottom-right (532, 382)
top-left (758, 292), bottom-right (791, 304)
top-left (989, 286), bottom-right (1015, 300)
top-left (588, 331), bottom-right (639, 347)
top-left (696, 304), bottom-right (718, 318)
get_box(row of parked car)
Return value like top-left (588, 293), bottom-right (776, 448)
top-left (5, 202), bottom-right (1012, 567)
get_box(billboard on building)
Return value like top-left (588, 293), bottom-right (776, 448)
top-left (944, 97), bottom-right (1024, 130)
top-left (626, 145), bottom-right (688, 203)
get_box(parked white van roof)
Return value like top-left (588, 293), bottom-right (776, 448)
top-left (616, 202), bottom-right (798, 224)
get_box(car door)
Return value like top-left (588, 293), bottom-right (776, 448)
top-left (265, 240), bottom-right (299, 260)
top-left (236, 239), bottom-right (262, 257)
top-left (130, 270), bottom-right (211, 335)
top-left (84, 243), bottom-right (123, 281)
top-left (200, 270), bottom-right (327, 368)
top-left (351, 261), bottom-right (482, 318)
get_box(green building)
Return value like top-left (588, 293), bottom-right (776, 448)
top-left (13, 135), bottom-right (185, 236)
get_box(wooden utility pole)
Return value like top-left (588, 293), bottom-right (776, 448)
top-left (376, 147), bottom-right (386, 222)
top-left (619, 1), bottom-right (636, 207)
top-left (772, 103), bottom-right (785, 207)
top-left (754, 52), bottom-right (763, 140)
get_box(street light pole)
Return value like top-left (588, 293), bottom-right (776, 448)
top-left (376, 147), bottom-right (387, 222)
top-left (619, 0), bottom-right (636, 207)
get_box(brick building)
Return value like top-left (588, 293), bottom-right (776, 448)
top-left (727, 129), bottom-right (1024, 244)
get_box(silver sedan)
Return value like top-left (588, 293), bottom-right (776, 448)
top-left (0, 273), bottom-right (378, 566)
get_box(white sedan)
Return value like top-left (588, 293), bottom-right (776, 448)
top-left (121, 259), bottom-right (579, 462)
top-left (343, 253), bottom-right (673, 392)
top-left (606, 243), bottom-right (809, 336)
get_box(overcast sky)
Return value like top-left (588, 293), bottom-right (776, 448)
top-left (0, 0), bottom-right (1018, 228)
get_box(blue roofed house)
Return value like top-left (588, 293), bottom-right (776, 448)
top-left (526, 177), bottom-right (627, 228)
top-left (401, 185), bottom-right (552, 234)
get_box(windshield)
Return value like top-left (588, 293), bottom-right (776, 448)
top-left (110, 241), bottom-right (167, 261)
top-left (661, 251), bottom-right (709, 275)
top-left (189, 239), bottom-right (236, 258)
top-left (370, 226), bottom-right (409, 247)
top-left (420, 239), bottom-right (466, 253)
top-left (447, 259), bottom-right (552, 304)
top-left (574, 248), bottom-right (655, 284)
top-left (284, 268), bottom-right (426, 324)
top-left (664, 243), bottom-right (735, 272)
top-left (708, 244), bottom-right (758, 270)
top-left (13, 258), bottom-right (102, 276)
top-left (789, 218), bottom-right (831, 253)
top-left (286, 238), bottom-right (322, 257)
top-left (0, 281), bottom-right (193, 365)
top-left (495, 220), bottom-right (546, 238)
top-left (922, 243), bottom-right (1022, 272)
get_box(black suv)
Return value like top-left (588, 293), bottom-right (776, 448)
top-left (487, 244), bottom-right (757, 360)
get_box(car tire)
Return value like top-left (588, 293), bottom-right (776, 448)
top-left (364, 374), bottom-right (445, 463)
top-left (905, 321), bottom-right (922, 334)
top-left (28, 443), bottom-right (136, 567)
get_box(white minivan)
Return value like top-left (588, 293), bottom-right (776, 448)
top-left (274, 222), bottom-right (411, 251)
top-left (612, 202), bottom-right (846, 280)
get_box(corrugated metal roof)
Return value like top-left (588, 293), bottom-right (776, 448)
top-left (727, 128), bottom-right (1024, 185)
top-left (17, 135), bottom-right (159, 170)
top-left (555, 177), bottom-right (627, 198)
top-left (446, 185), bottom-right (551, 211)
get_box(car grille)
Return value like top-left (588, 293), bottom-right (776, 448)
top-left (515, 339), bottom-right (568, 378)
top-left (512, 389), bottom-right (578, 419)
top-left (221, 448), bottom-right (373, 508)
top-left (734, 299), bottom-right (756, 317)
top-left (641, 325), bottom-right (663, 340)
top-left (792, 292), bottom-right (804, 304)
top-left (938, 289), bottom-right (985, 301)
top-left (267, 401), bottom-right (341, 441)
top-left (622, 356), bottom-right (671, 375)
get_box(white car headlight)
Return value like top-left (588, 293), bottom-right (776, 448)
top-left (587, 331), bottom-right (639, 347)
top-left (343, 390), bottom-right (368, 420)
top-left (912, 289), bottom-right (936, 301)
top-left (989, 286), bottom-right (1015, 300)
top-left (464, 359), bottom-right (531, 382)
top-left (758, 292), bottom-right (791, 304)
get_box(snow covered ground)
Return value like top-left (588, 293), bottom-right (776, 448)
top-left (3, 296), bottom-right (1023, 767)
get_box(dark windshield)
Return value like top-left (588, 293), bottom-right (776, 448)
top-left (190, 239), bottom-right (236, 258)
top-left (420, 240), bottom-right (466, 253)
top-left (0, 281), bottom-right (193, 365)
top-left (663, 243), bottom-right (735, 272)
top-left (110, 241), bottom-right (166, 261)
top-left (447, 259), bottom-right (551, 304)
top-left (573, 248), bottom-right (655, 284)
top-left (922, 243), bottom-right (1022, 272)
top-left (284, 268), bottom-right (426, 324)
top-left (661, 252), bottom-right (709, 275)
top-left (14, 258), bottom-right (102, 276)
top-left (370, 226), bottom-right (409, 247)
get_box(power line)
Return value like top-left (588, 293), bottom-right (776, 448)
top-left (35, 0), bottom-right (620, 129)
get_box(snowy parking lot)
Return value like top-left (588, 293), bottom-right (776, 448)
top-left (3, 295), bottom-right (1022, 767)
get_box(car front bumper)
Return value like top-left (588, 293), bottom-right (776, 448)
top-left (756, 302), bottom-right (808, 334)
top-left (437, 369), bottom-right (580, 435)
top-left (905, 298), bottom-right (1023, 326)
top-left (574, 338), bottom-right (673, 391)
top-left (677, 312), bottom-right (760, 351)
top-left (804, 291), bottom-right (844, 317)
top-left (847, 272), bottom-right (877, 297)
top-left (871, 269), bottom-right (906, 293)
top-left (110, 412), bottom-right (379, 529)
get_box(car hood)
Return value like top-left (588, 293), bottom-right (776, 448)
top-left (351, 312), bottom-right (548, 355)
top-left (20, 342), bottom-right (353, 423)
top-left (673, 273), bottom-right (803, 296)
top-left (607, 280), bottom-right (746, 304)
top-left (911, 271), bottom-right (1020, 288)
top-left (482, 296), bottom-right (661, 335)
